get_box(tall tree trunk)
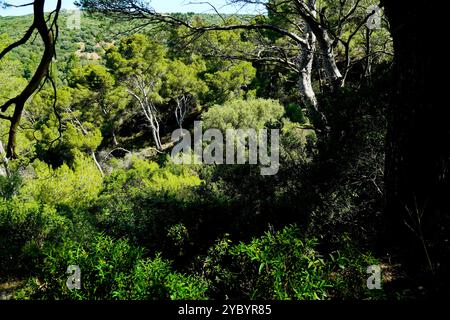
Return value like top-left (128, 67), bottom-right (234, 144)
top-left (317, 35), bottom-right (343, 90)
top-left (298, 33), bottom-right (317, 108)
top-left (148, 110), bottom-right (162, 150)
top-left (383, 0), bottom-right (449, 277)
top-left (296, 0), bottom-right (342, 90)
top-left (297, 25), bottom-right (328, 131)
top-left (296, 0), bottom-right (328, 131)
top-left (127, 88), bottom-right (163, 151)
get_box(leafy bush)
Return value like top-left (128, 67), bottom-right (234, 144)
top-left (0, 199), bottom-right (71, 275)
top-left (285, 103), bottom-right (306, 124)
top-left (95, 157), bottom-right (201, 247)
top-left (200, 225), bottom-right (330, 300)
top-left (231, 226), bottom-right (330, 300)
top-left (202, 98), bottom-right (285, 131)
top-left (20, 234), bottom-right (208, 300)
top-left (19, 154), bottom-right (103, 209)
top-left (327, 235), bottom-right (386, 300)
top-left (199, 226), bottom-right (387, 300)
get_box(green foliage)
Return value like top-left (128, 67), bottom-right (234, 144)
top-left (204, 61), bottom-right (256, 104)
top-left (19, 153), bottom-right (103, 208)
top-left (0, 167), bottom-right (22, 200)
top-left (20, 234), bottom-right (208, 300)
top-left (0, 199), bottom-right (71, 275)
top-left (285, 103), bottom-right (306, 124)
top-left (0, 35), bottom-right (28, 113)
top-left (95, 157), bottom-right (201, 247)
top-left (25, 85), bottom-right (105, 166)
top-left (202, 98), bottom-right (285, 131)
top-left (101, 157), bottom-right (202, 198)
top-left (106, 34), bottom-right (167, 83)
top-left (231, 226), bottom-right (330, 300)
top-left (327, 235), bottom-right (386, 300)
top-left (161, 58), bottom-right (208, 101)
top-left (167, 223), bottom-right (190, 249)
top-left (69, 64), bottom-right (115, 91)
top-left (199, 226), bottom-right (387, 300)
top-left (0, 7), bottom-right (396, 302)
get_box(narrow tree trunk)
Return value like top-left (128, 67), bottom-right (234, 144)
top-left (364, 28), bottom-right (372, 83)
top-left (297, 26), bottom-right (328, 131)
top-left (147, 108), bottom-right (162, 150)
top-left (112, 129), bottom-right (119, 146)
top-left (91, 150), bottom-right (104, 177)
top-left (175, 96), bottom-right (190, 129)
top-left (0, 140), bottom-right (10, 177)
top-left (152, 128), bottom-right (162, 151)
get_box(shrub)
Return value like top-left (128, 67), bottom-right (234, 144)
top-left (327, 235), bottom-right (386, 300)
top-left (199, 226), bottom-right (386, 300)
top-left (19, 154), bottom-right (103, 209)
top-left (285, 103), bottom-right (306, 124)
top-left (200, 225), bottom-right (330, 300)
top-left (202, 98), bottom-right (285, 131)
top-left (95, 157), bottom-right (201, 248)
top-left (20, 234), bottom-right (208, 300)
top-left (231, 226), bottom-right (330, 300)
top-left (0, 199), bottom-right (71, 275)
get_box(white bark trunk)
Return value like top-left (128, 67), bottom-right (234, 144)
top-left (0, 140), bottom-right (10, 177)
top-left (296, 0), bottom-right (328, 129)
top-left (112, 130), bottom-right (119, 146)
top-left (317, 34), bottom-right (343, 90)
top-left (296, 0), bottom-right (343, 90)
top-left (91, 150), bottom-right (104, 177)
top-left (127, 86), bottom-right (163, 151)
top-left (298, 30), bottom-right (317, 109)
top-left (298, 25), bottom-right (328, 129)
top-left (175, 95), bottom-right (190, 129)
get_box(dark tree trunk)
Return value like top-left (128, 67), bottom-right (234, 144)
top-left (383, 0), bottom-right (450, 277)
top-left (1, 0), bottom-right (60, 158)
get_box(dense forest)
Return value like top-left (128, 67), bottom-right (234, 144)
top-left (0, 0), bottom-right (448, 301)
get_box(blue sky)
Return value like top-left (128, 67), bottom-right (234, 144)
top-left (0, 0), bottom-right (264, 16)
